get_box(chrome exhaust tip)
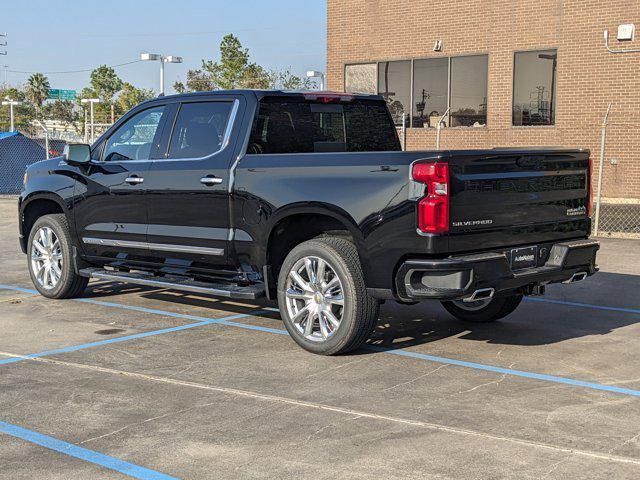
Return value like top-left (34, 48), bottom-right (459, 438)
top-left (463, 288), bottom-right (495, 303)
top-left (563, 271), bottom-right (588, 284)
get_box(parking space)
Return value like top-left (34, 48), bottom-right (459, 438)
top-left (1, 196), bottom-right (640, 479)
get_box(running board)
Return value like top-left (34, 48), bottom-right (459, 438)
top-left (79, 268), bottom-right (265, 300)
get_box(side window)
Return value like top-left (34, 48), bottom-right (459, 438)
top-left (102, 106), bottom-right (165, 162)
top-left (167, 101), bottom-right (233, 159)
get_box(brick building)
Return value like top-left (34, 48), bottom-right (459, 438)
top-left (327, 0), bottom-right (640, 201)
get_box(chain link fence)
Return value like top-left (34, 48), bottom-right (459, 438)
top-left (591, 112), bottom-right (640, 239)
top-left (596, 202), bottom-right (640, 237)
top-left (0, 108), bottom-right (116, 194)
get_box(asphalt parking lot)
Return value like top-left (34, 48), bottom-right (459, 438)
top-left (1, 196), bottom-right (640, 479)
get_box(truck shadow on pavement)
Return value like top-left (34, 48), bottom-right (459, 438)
top-left (83, 271), bottom-right (638, 351)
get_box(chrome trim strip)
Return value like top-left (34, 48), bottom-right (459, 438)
top-left (82, 237), bottom-right (224, 256)
top-left (221, 99), bottom-right (240, 151)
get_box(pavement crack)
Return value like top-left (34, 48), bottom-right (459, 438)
top-left (382, 364), bottom-right (448, 391)
top-left (608, 431), bottom-right (640, 455)
top-left (7, 353), bottom-right (640, 468)
top-left (78, 401), bottom-right (219, 445)
top-left (456, 363), bottom-right (515, 394)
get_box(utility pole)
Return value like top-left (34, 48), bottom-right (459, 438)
top-left (2, 99), bottom-right (21, 131)
top-left (0, 33), bottom-right (7, 56)
top-left (81, 98), bottom-right (100, 143)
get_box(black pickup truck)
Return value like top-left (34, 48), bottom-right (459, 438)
top-left (18, 90), bottom-right (599, 355)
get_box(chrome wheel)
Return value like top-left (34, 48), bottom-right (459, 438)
top-left (451, 298), bottom-right (492, 311)
top-left (285, 255), bottom-right (345, 342)
top-left (30, 227), bottom-right (63, 290)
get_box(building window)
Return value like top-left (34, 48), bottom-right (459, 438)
top-left (345, 63), bottom-right (377, 94)
top-left (412, 58), bottom-right (448, 128)
top-left (378, 60), bottom-right (411, 125)
top-left (450, 55), bottom-right (488, 127)
top-left (513, 50), bottom-right (557, 126)
top-left (345, 54), bottom-right (488, 128)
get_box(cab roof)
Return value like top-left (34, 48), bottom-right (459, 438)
top-left (147, 89), bottom-right (384, 103)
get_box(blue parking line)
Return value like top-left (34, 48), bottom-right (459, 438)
top-left (1, 283), bottom-right (640, 397)
top-left (525, 296), bottom-right (640, 315)
top-left (0, 420), bottom-right (178, 479)
top-left (0, 309), bottom-right (252, 366)
top-left (366, 345), bottom-right (640, 397)
top-left (206, 320), bottom-right (640, 397)
top-left (0, 284), bottom-right (255, 366)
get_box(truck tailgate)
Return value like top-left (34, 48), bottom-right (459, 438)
top-left (447, 149), bottom-right (591, 252)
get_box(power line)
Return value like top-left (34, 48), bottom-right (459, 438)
top-left (7, 59), bottom-right (143, 75)
top-left (6, 50), bottom-right (324, 76)
top-left (76, 23), bottom-right (325, 39)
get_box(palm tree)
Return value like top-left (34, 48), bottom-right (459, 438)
top-left (26, 73), bottom-right (51, 115)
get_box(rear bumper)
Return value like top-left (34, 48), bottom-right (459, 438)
top-left (395, 239), bottom-right (599, 301)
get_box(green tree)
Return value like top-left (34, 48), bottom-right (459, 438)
top-left (270, 67), bottom-right (316, 90)
top-left (174, 35), bottom-right (315, 93)
top-left (0, 86), bottom-right (34, 131)
top-left (174, 69), bottom-right (216, 93)
top-left (0, 86), bottom-right (26, 102)
top-left (89, 65), bottom-right (123, 104)
top-left (43, 100), bottom-right (81, 125)
top-left (26, 73), bottom-right (51, 113)
top-left (202, 34), bottom-right (262, 89)
top-left (116, 82), bottom-right (155, 114)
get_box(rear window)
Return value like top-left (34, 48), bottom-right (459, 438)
top-left (248, 98), bottom-right (400, 154)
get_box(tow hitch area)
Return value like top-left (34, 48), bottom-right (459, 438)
top-left (396, 239), bottom-right (599, 301)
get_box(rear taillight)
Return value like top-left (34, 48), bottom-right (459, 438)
top-left (587, 157), bottom-right (593, 216)
top-left (412, 162), bottom-right (450, 234)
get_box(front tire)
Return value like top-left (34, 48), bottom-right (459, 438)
top-left (277, 236), bottom-right (379, 355)
top-left (441, 294), bottom-right (523, 323)
top-left (27, 214), bottom-right (88, 299)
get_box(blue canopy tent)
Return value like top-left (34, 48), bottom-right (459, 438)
top-left (0, 132), bottom-right (48, 193)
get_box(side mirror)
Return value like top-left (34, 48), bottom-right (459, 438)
top-left (63, 143), bottom-right (91, 165)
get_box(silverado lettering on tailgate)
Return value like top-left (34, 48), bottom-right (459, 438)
top-left (465, 175), bottom-right (585, 193)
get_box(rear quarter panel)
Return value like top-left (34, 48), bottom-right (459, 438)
top-left (232, 151), bottom-right (439, 288)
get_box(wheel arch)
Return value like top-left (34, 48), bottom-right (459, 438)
top-left (263, 202), bottom-right (371, 298)
top-left (20, 193), bottom-right (70, 252)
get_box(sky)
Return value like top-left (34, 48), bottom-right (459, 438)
top-left (1, 0), bottom-right (326, 94)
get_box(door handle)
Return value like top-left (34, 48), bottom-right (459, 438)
top-left (125, 175), bottom-right (144, 185)
top-left (200, 176), bottom-right (223, 186)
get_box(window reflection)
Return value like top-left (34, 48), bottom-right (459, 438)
top-left (513, 50), bottom-right (557, 126)
top-left (450, 55), bottom-right (488, 127)
top-left (412, 58), bottom-right (448, 128)
top-left (377, 60), bottom-right (411, 126)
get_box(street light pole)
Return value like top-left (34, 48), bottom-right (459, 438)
top-left (2, 99), bottom-right (21, 132)
top-left (81, 98), bottom-right (100, 143)
top-left (141, 53), bottom-right (183, 96)
top-left (306, 70), bottom-right (326, 90)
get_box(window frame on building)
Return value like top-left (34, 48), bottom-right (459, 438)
top-left (512, 48), bottom-right (558, 127)
top-left (344, 53), bottom-right (489, 129)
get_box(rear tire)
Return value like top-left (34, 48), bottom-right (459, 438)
top-left (277, 236), bottom-right (379, 355)
top-left (27, 214), bottom-right (88, 299)
top-left (441, 294), bottom-right (523, 323)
